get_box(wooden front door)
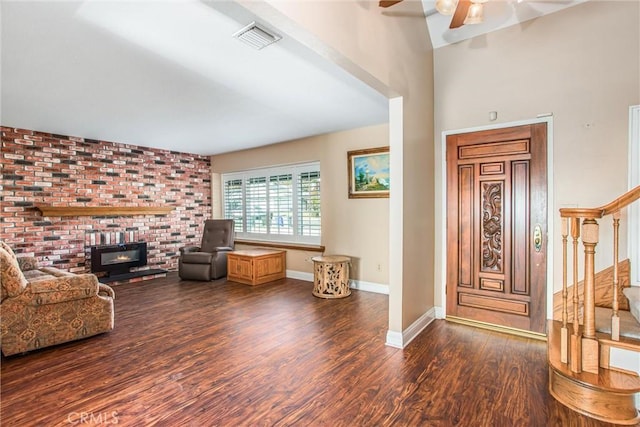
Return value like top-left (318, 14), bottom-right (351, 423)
top-left (446, 123), bottom-right (547, 333)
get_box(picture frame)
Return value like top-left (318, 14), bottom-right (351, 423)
top-left (347, 146), bottom-right (390, 199)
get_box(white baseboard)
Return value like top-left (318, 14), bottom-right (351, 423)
top-left (286, 270), bottom-right (389, 295)
top-left (349, 279), bottom-right (389, 295)
top-left (286, 270), bottom-right (313, 282)
top-left (385, 330), bottom-right (404, 349)
top-left (385, 307), bottom-right (437, 349)
top-left (434, 306), bottom-right (445, 319)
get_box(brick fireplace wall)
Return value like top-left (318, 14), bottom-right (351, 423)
top-left (0, 126), bottom-right (212, 273)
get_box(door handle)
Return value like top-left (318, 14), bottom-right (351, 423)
top-left (533, 224), bottom-right (543, 252)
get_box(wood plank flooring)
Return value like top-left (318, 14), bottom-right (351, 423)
top-left (1, 274), bottom-right (620, 426)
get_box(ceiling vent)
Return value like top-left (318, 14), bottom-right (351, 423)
top-left (233, 22), bottom-right (281, 50)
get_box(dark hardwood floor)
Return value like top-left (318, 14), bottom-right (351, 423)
top-left (1, 274), bottom-right (621, 426)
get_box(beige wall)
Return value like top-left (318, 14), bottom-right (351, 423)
top-left (433, 1), bottom-right (640, 309)
top-left (211, 124), bottom-right (390, 285)
top-left (240, 0), bottom-right (435, 333)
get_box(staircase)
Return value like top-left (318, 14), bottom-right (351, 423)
top-left (548, 185), bottom-right (640, 425)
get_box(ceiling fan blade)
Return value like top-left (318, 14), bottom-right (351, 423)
top-left (379, 0), bottom-right (403, 7)
top-left (449, 0), bottom-right (471, 29)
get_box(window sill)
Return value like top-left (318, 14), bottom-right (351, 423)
top-left (234, 239), bottom-right (324, 253)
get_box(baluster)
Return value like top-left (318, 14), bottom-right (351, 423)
top-left (581, 218), bottom-right (599, 374)
top-left (611, 212), bottom-right (620, 341)
top-left (561, 217), bottom-right (569, 363)
top-left (570, 217), bottom-right (582, 373)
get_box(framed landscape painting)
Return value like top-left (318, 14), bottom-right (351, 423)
top-left (347, 146), bottom-right (390, 199)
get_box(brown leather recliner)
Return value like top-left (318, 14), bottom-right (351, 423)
top-left (178, 219), bottom-right (235, 280)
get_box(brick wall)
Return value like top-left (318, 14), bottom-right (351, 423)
top-left (0, 126), bottom-right (212, 273)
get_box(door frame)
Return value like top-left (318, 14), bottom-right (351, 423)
top-left (629, 105), bottom-right (640, 285)
top-left (437, 116), bottom-right (555, 323)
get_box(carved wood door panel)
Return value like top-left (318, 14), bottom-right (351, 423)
top-left (446, 123), bottom-right (547, 333)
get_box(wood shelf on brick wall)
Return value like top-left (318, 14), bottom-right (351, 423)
top-left (36, 206), bottom-right (173, 217)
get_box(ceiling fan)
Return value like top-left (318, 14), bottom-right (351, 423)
top-left (379, 0), bottom-right (486, 29)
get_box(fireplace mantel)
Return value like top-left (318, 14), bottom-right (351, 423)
top-left (36, 206), bottom-right (173, 217)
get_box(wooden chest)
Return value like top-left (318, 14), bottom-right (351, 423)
top-left (227, 249), bottom-right (286, 286)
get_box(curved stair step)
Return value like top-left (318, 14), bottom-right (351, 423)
top-left (547, 320), bottom-right (640, 425)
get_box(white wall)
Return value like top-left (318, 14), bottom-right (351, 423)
top-left (630, 105), bottom-right (640, 286)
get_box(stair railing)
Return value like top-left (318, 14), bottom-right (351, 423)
top-left (559, 185), bottom-right (640, 375)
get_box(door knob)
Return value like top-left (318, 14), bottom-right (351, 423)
top-left (534, 224), bottom-right (543, 252)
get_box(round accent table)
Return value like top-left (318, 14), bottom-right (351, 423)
top-left (311, 255), bottom-right (351, 299)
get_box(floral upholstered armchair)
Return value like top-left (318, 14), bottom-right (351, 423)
top-left (0, 241), bottom-right (115, 356)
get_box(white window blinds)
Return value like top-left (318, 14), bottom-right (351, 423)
top-left (223, 179), bottom-right (243, 233)
top-left (298, 171), bottom-right (321, 237)
top-left (269, 174), bottom-right (293, 236)
top-left (222, 162), bottom-right (320, 244)
top-left (246, 177), bottom-right (267, 234)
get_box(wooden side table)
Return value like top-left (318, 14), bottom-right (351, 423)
top-left (227, 249), bottom-right (286, 286)
top-left (311, 255), bottom-right (351, 298)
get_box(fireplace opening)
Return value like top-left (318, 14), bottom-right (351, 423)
top-left (91, 242), bottom-right (148, 276)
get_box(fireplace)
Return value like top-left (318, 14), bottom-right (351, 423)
top-left (91, 242), bottom-right (148, 276)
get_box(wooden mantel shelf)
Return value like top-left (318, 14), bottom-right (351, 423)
top-left (36, 206), bottom-right (173, 217)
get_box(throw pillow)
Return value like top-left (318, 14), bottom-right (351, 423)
top-left (0, 240), bottom-right (17, 259)
top-left (0, 246), bottom-right (28, 299)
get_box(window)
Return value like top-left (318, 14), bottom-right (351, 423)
top-left (222, 162), bottom-right (321, 244)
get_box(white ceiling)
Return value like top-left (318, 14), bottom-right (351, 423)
top-left (1, 1), bottom-right (584, 156)
top-left (1, 1), bottom-right (389, 155)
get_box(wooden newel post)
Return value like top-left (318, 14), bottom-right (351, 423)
top-left (611, 212), bottom-right (620, 341)
top-left (570, 217), bottom-right (582, 373)
top-left (560, 218), bottom-right (569, 364)
top-left (581, 218), bottom-right (599, 374)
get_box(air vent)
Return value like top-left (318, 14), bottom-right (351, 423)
top-left (233, 22), bottom-right (281, 50)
